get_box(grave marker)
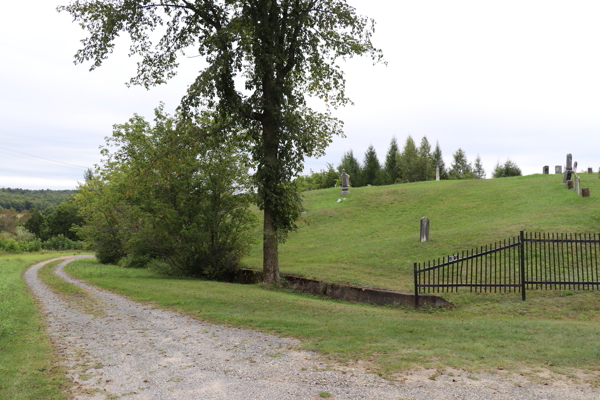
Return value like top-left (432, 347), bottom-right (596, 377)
top-left (340, 169), bottom-right (350, 195)
top-left (420, 217), bottom-right (429, 242)
top-left (543, 166), bottom-right (549, 174)
top-left (555, 165), bottom-right (562, 174)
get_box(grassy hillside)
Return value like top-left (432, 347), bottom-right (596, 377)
top-left (242, 173), bottom-right (600, 291)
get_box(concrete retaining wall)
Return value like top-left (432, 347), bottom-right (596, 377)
top-left (233, 268), bottom-right (449, 307)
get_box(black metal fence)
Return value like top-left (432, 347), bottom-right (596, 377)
top-left (413, 231), bottom-right (600, 306)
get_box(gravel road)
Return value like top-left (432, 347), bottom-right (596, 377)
top-left (24, 256), bottom-right (599, 400)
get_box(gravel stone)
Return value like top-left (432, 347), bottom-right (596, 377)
top-left (24, 256), bottom-right (599, 399)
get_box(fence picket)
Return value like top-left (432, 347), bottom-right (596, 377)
top-left (413, 231), bottom-right (600, 306)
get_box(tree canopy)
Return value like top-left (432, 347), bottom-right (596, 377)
top-left (60, 0), bottom-right (382, 283)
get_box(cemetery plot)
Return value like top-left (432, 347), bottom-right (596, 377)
top-left (414, 231), bottom-right (600, 306)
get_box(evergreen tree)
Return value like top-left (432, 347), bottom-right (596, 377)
top-left (449, 148), bottom-right (474, 179)
top-left (416, 136), bottom-right (434, 181)
top-left (398, 136), bottom-right (419, 182)
top-left (431, 141), bottom-right (448, 180)
top-left (384, 137), bottom-right (400, 184)
top-left (473, 155), bottom-right (486, 179)
top-left (363, 145), bottom-right (382, 186)
top-left (492, 159), bottom-right (522, 178)
top-left (338, 150), bottom-right (363, 187)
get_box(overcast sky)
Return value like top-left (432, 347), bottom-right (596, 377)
top-left (1, 1), bottom-right (599, 190)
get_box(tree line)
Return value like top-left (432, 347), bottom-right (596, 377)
top-left (0, 188), bottom-right (76, 211)
top-left (0, 200), bottom-right (84, 253)
top-left (296, 136), bottom-right (521, 191)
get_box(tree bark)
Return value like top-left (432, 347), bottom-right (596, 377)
top-left (263, 206), bottom-right (280, 284)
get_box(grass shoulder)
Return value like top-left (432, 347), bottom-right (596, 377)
top-left (0, 252), bottom-right (84, 400)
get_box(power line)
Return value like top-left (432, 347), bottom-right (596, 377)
top-left (0, 168), bottom-right (82, 184)
top-left (0, 145), bottom-right (90, 170)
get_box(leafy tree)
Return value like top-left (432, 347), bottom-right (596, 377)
top-left (76, 106), bottom-right (257, 278)
top-left (449, 148), bottom-right (474, 180)
top-left (24, 209), bottom-right (45, 238)
top-left (362, 145), bottom-right (381, 186)
top-left (322, 163), bottom-right (339, 188)
top-left (338, 150), bottom-right (363, 187)
top-left (473, 154), bottom-right (486, 179)
top-left (431, 141), bottom-right (447, 180)
top-left (384, 137), bottom-right (400, 184)
top-left (492, 159), bottom-right (522, 178)
top-left (40, 201), bottom-right (83, 242)
top-left (397, 136), bottom-right (419, 182)
top-left (60, 0), bottom-right (382, 283)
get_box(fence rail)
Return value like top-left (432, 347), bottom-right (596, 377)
top-left (413, 231), bottom-right (600, 307)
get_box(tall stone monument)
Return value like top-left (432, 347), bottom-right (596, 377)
top-left (436, 164), bottom-right (440, 181)
top-left (563, 153), bottom-right (573, 183)
top-left (340, 169), bottom-right (350, 195)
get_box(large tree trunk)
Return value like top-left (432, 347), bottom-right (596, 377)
top-left (263, 206), bottom-right (280, 284)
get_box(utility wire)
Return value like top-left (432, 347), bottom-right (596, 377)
top-left (0, 168), bottom-right (82, 184)
top-left (0, 145), bottom-right (90, 170)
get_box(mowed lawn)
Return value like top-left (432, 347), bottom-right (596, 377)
top-left (243, 173), bottom-right (600, 291)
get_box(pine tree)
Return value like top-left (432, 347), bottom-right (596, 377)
top-left (416, 136), bottom-right (433, 181)
top-left (449, 148), bottom-right (473, 179)
top-left (398, 136), bottom-right (419, 182)
top-left (338, 150), bottom-right (363, 187)
top-left (473, 155), bottom-right (486, 179)
top-left (384, 137), bottom-right (400, 184)
top-left (431, 141), bottom-right (448, 180)
top-left (363, 145), bottom-right (382, 185)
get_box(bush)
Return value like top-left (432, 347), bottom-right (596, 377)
top-left (118, 254), bottom-right (152, 269)
top-left (42, 235), bottom-right (83, 251)
top-left (0, 238), bottom-right (21, 253)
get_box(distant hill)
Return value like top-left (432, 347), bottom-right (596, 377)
top-left (0, 188), bottom-right (77, 211)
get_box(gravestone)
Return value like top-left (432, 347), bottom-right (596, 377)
top-left (566, 153), bottom-right (572, 171)
top-left (420, 217), bottom-right (429, 242)
top-left (436, 164), bottom-right (440, 181)
top-left (340, 169), bottom-right (350, 195)
top-left (574, 161), bottom-right (578, 172)
top-left (575, 176), bottom-right (580, 195)
top-left (567, 180), bottom-right (574, 189)
top-left (543, 166), bottom-right (549, 174)
top-left (563, 170), bottom-right (573, 184)
top-left (581, 188), bottom-right (590, 197)
top-left (588, 167), bottom-right (593, 173)
top-left (555, 165), bottom-right (562, 174)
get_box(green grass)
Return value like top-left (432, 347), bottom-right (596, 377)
top-left (0, 252), bottom-right (85, 400)
top-left (243, 173), bottom-right (600, 290)
top-left (38, 259), bottom-right (105, 317)
top-left (66, 258), bottom-right (600, 383)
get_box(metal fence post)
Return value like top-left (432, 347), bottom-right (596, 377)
top-left (413, 262), bottom-right (420, 308)
top-left (520, 230), bottom-right (526, 301)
